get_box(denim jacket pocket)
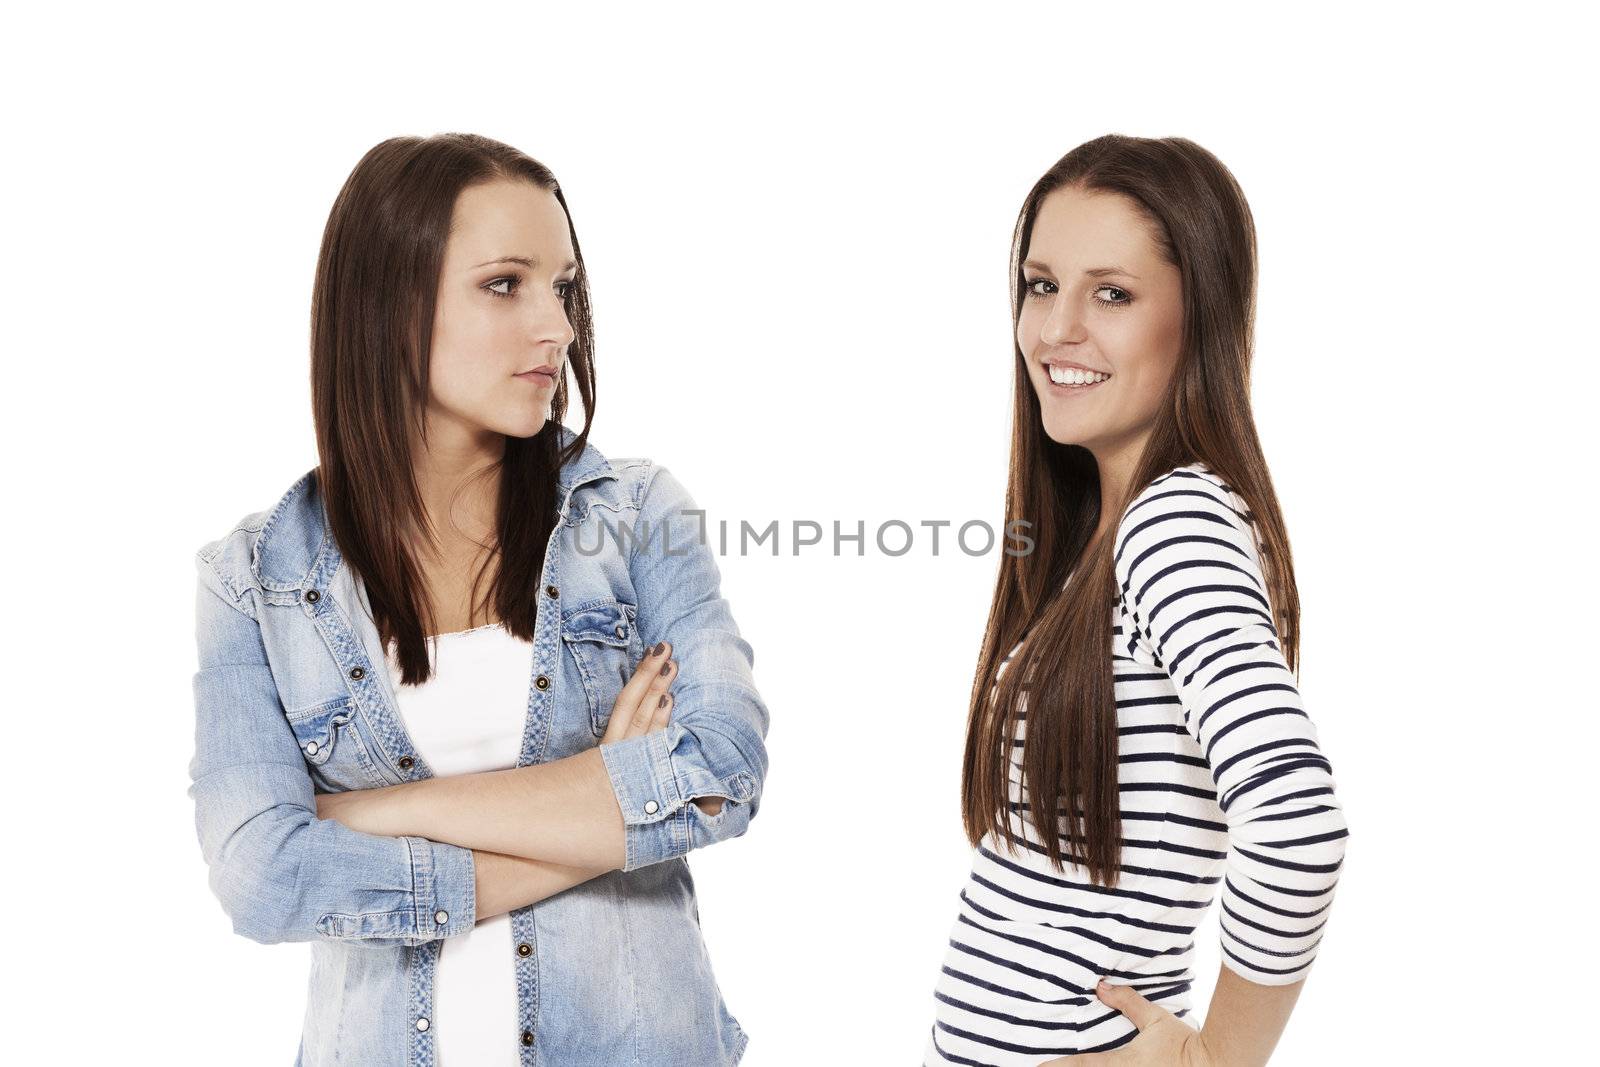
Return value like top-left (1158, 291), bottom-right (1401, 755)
top-left (560, 597), bottom-right (642, 737)
top-left (285, 696), bottom-right (385, 792)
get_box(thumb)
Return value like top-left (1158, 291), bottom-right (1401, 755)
top-left (1096, 978), bottom-right (1168, 1032)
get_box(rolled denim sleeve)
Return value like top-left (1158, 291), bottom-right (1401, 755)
top-left (187, 553), bottom-right (477, 946)
top-left (598, 465), bottom-right (770, 872)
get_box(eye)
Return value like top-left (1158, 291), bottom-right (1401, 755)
top-left (484, 276), bottom-right (519, 299)
top-left (1023, 277), bottom-right (1056, 298)
top-left (1094, 285), bottom-right (1132, 306)
top-left (554, 277), bottom-right (576, 300)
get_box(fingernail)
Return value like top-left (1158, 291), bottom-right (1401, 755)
top-left (659, 660), bottom-right (671, 676)
top-left (650, 642), bottom-right (664, 657)
top-left (658, 693), bottom-right (669, 708)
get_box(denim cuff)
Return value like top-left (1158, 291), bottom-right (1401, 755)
top-left (311, 835), bottom-right (478, 944)
top-left (599, 727), bottom-right (690, 871)
top-left (599, 724), bottom-right (761, 872)
top-left (406, 836), bottom-right (477, 940)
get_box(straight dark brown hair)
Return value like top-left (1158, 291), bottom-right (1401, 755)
top-left (960, 134), bottom-right (1301, 886)
top-left (310, 133), bottom-right (596, 686)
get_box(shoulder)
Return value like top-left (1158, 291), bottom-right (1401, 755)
top-left (1113, 462), bottom-right (1262, 592)
top-left (1116, 463), bottom-right (1251, 537)
top-left (550, 434), bottom-right (707, 538)
top-left (192, 467), bottom-right (318, 608)
top-left (561, 431), bottom-right (697, 513)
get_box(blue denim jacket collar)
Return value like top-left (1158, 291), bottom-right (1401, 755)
top-left (250, 425), bottom-right (617, 594)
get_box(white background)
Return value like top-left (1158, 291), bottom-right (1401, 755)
top-left (8, 3), bottom-right (1595, 1064)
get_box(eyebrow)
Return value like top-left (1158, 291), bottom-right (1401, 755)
top-left (470, 255), bottom-right (579, 272)
top-left (1021, 260), bottom-right (1140, 280)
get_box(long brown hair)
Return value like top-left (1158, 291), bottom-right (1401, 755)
top-left (960, 134), bottom-right (1302, 886)
top-left (310, 133), bottom-right (597, 685)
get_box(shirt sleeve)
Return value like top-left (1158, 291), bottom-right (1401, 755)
top-left (1112, 471), bottom-right (1349, 985)
top-left (598, 465), bottom-right (771, 872)
top-left (188, 552), bottom-right (478, 946)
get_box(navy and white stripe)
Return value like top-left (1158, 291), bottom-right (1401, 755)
top-left (926, 463), bottom-right (1348, 1065)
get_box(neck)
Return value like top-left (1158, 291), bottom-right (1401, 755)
top-left (410, 414), bottom-right (506, 561)
top-left (1090, 428), bottom-right (1152, 548)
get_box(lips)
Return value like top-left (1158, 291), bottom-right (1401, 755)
top-left (515, 365), bottom-right (558, 383)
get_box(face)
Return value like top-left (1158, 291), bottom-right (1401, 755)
top-left (426, 178), bottom-right (577, 447)
top-left (1017, 185), bottom-right (1184, 473)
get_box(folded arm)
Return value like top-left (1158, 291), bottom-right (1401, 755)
top-left (595, 465), bottom-right (771, 870)
top-left (472, 849), bottom-right (611, 920)
top-left (317, 638), bottom-right (725, 868)
top-left (188, 556), bottom-right (478, 946)
top-left (320, 466), bottom-right (769, 873)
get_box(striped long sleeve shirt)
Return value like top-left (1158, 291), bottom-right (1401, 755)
top-left (925, 463), bottom-right (1349, 1065)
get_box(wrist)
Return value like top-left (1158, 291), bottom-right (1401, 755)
top-left (1189, 1028), bottom-right (1229, 1067)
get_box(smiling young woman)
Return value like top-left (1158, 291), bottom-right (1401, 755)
top-left (923, 135), bottom-right (1349, 1066)
top-left (187, 133), bottom-right (767, 1067)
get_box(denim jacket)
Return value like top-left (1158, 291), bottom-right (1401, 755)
top-left (187, 426), bottom-right (769, 1066)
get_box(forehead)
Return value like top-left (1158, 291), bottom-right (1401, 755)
top-left (1027, 186), bottom-right (1158, 267)
top-left (445, 179), bottom-right (574, 263)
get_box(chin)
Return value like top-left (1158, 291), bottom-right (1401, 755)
top-left (1039, 416), bottom-right (1092, 447)
top-left (492, 412), bottom-right (552, 440)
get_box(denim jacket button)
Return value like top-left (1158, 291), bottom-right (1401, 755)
top-left (304, 741), bottom-right (319, 756)
top-left (398, 755), bottom-right (415, 770)
top-left (304, 589), bottom-right (320, 603)
top-left (516, 942), bottom-right (532, 958)
top-left (545, 584), bottom-right (559, 598)
top-left (434, 909), bottom-right (448, 925)
top-left (521, 1030), bottom-right (534, 1046)
top-left (643, 800), bottom-right (659, 815)
top-left (415, 1017), bottom-right (429, 1032)
top-left (348, 666), bottom-right (366, 681)
top-left (535, 674), bottom-right (551, 691)
top-left (615, 624), bottom-right (627, 638)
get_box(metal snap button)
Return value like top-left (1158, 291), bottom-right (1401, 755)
top-left (398, 755), bottom-right (415, 770)
top-left (615, 624), bottom-right (627, 638)
top-left (521, 1030), bottom-right (534, 1046)
top-left (416, 1017), bottom-right (430, 1032)
top-left (305, 589), bottom-right (320, 603)
top-left (434, 909), bottom-right (448, 924)
top-left (545, 584), bottom-right (559, 598)
top-left (643, 799), bottom-right (659, 815)
top-left (348, 666), bottom-right (366, 681)
top-left (305, 741), bottom-right (319, 756)
top-left (517, 942), bottom-right (532, 957)
top-left (535, 675), bottom-right (550, 691)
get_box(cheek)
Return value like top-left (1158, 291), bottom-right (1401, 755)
top-left (429, 301), bottom-right (515, 397)
top-left (1015, 306), bottom-right (1041, 352)
top-left (1122, 368), bottom-right (1167, 420)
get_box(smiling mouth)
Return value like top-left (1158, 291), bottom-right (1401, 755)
top-left (1045, 364), bottom-right (1111, 388)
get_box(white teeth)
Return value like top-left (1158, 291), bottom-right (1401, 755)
top-left (1047, 365), bottom-right (1110, 386)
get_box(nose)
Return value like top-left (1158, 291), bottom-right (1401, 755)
top-left (1040, 293), bottom-right (1084, 347)
top-left (530, 286), bottom-right (576, 350)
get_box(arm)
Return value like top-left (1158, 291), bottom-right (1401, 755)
top-left (322, 746), bottom-right (629, 869)
top-left (1114, 475), bottom-right (1348, 986)
top-left (188, 554), bottom-right (477, 946)
top-left (595, 464), bottom-right (771, 871)
top-left (471, 849), bottom-right (611, 920)
top-left (1195, 963), bottom-right (1305, 1066)
top-left (315, 639), bottom-right (697, 869)
top-left (320, 466), bottom-right (770, 873)
top-left (1113, 475), bottom-right (1348, 1067)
